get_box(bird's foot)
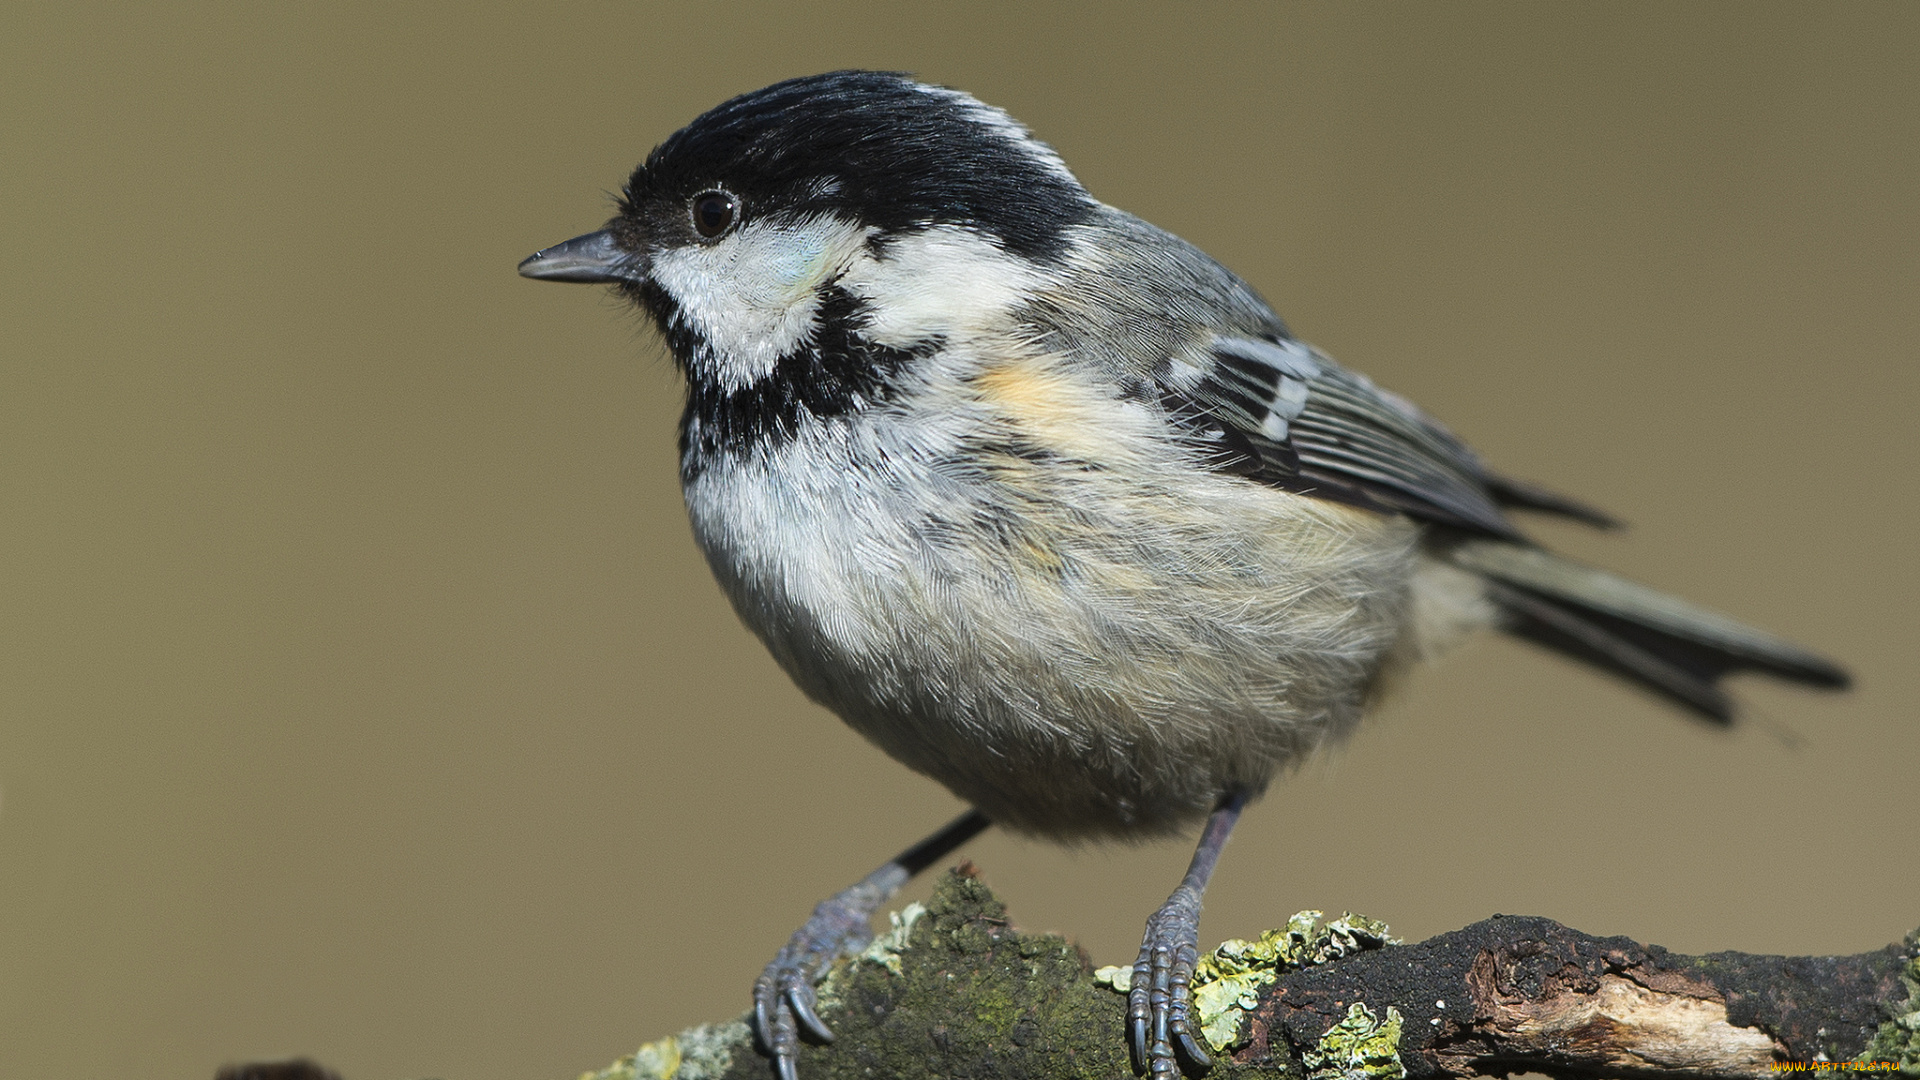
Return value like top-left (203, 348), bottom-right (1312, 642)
top-left (1128, 883), bottom-right (1214, 1078)
top-left (749, 811), bottom-right (990, 1080)
top-left (752, 875), bottom-right (895, 1080)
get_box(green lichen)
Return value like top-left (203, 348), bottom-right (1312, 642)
top-left (808, 901), bottom-right (926, 1023)
top-left (572, 1019), bottom-right (750, 1080)
top-left (776, 870), bottom-right (1145, 1080)
top-left (1201, 923), bottom-right (1302, 981)
top-left (1185, 926), bottom-right (1290, 1051)
top-left (1180, 911), bottom-right (1401, 1054)
top-left (1094, 910), bottom-right (1400, 1055)
top-left (1301, 1002), bottom-right (1405, 1080)
top-left (1317, 913), bottom-right (1399, 962)
top-left (856, 901), bottom-right (927, 974)
top-left (1196, 970), bottom-right (1278, 1051)
top-left (628, 1036), bottom-right (678, 1080)
top-left (1091, 963), bottom-right (1132, 991)
top-left (1855, 945), bottom-right (1920, 1074)
top-left (573, 875), bottom-right (1381, 1080)
top-left (1270, 910), bottom-right (1332, 969)
top-left (671, 1021), bottom-right (751, 1080)
top-left (575, 1050), bottom-right (637, 1080)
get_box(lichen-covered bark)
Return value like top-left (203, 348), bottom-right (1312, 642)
top-left (577, 870), bottom-right (1917, 1080)
top-left (776, 868), bottom-right (1139, 1080)
top-left (1250, 916), bottom-right (1917, 1078)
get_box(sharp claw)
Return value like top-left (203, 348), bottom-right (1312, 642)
top-left (787, 982), bottom-right (835, 1044)
top-left (756, 880), bottom-right (883, 1078)
top-left (1129, 954), bottom-right (1153, 1071)
top-left (1175, 1029), bottom-right (1213, 1076)
top-left (753, 989), bottom-right (774, 1052)
top-left (1133, 900), bottom-right (1219, 1079)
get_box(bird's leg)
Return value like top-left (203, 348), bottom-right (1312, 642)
top-left (1129, 791), bottom-right (1248, 1079)
top-left (753, 809), bottom-right (991, 1080)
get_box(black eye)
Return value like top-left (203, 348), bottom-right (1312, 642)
top-left (691, 191), bottom-right (739, 238)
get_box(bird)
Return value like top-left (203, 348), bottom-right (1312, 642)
top-left (517, 70), bottom-right (1849, 1080)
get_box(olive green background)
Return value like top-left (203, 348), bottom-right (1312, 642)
top-left (2, 4), bottom-right (1914, 1078)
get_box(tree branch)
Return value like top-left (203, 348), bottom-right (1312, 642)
top-left (577, 867), bottom-right (1916, 1080)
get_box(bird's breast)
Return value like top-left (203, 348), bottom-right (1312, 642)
top-left (678, 371), bottom-right (1422, 839)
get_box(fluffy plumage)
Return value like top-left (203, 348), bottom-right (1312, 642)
top-left (518, 70), bottom-right (1849, 1079)
top-left (576, 73), bottom-right (1842, 835)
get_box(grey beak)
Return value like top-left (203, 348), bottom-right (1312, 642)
top-left (517, 230), bottom-right (641, 283)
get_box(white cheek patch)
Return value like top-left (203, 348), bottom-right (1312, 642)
top-left (840, 226), bottom-right (1046, 348)
top-left (649, 215), bottom-right (873, 391)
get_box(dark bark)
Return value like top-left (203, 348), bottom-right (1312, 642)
top-left (1248, 913), bottom-right (1916, 1079)
top-left (582, 868), bottom-right (1918, 1080)
top-left (566, 868), bottom-right (1913, 1080)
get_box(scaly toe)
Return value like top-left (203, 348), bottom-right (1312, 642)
top-left (1131, 890), bottom-right (1214, 1078)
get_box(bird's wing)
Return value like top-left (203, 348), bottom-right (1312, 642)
top-left (1153, 335), bottom-right (1613, 538)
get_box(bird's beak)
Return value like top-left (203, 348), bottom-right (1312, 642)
top-left (517, 230), bottom-right (643, 283)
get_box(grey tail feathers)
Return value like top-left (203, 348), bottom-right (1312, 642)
top-left (1443, 540), bottom-right (1851, 723)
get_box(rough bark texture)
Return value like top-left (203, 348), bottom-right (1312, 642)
top-left (1248, 915), bottom-right (1916, 1079)
top-left (572, 868), bottom-right (1916, 1080)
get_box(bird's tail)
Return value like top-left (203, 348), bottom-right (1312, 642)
top-left (1441, 539), bottom-right (1850, 722)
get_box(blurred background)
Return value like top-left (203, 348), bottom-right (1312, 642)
top-left (2, 3), bottom-right (1914, 1078)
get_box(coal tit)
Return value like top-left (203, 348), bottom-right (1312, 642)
top-left (519, 71), bottom-right (1848, 1080)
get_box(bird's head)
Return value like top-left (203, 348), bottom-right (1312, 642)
top-left (519, 71), bottom-right (1097, 401)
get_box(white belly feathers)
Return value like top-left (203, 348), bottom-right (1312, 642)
top-left (682, 352), bottom-right (1427, 839)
